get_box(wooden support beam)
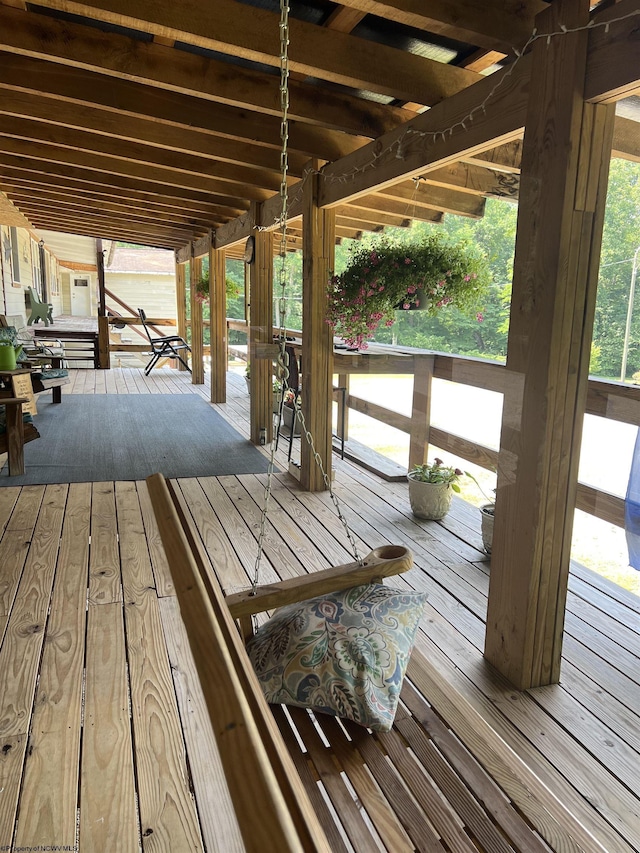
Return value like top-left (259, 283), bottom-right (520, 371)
top-left (318, 57), bottom-right (530, 208)
top-left (0, 152), bottom-right (250, 212)
top-left (0, 134), bottom-right (273, 203)
top-left (484, 0), bottom-right (616, 690)
top-left (25, 0), bottom-right (481, 107)
top-left (210, 243), bottom-right (227, 404)
top-left (0, 80), bottom-right (309, 176)
top-left (326, 0), bottom-right (543, 53)
top-left (190, 248), bottom-right (205, 385)
top-left (585, 0), bottom-right (640, 103)
top-left (2, 186), bottom-right (223, 228)
top-left (249, 223), bottom-right (274, 446)
top-left (0, 113), bottom-right (284, 193)
top-left (0, 7), bottom-right (410, 142)
top-left (175, 261), bottom-right (188, 371)
top-left (408, 354), bottom-right (435, 469)
top-left (377, 183), bottom-right (486, 218)
top-left (96, 239), bottom-right (110, 369)
top-left (301, 165), bottom-right (335, 491)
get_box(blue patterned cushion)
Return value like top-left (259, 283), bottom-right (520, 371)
top-left (31, 368), bottom-right (68, 381)
top-left (247, 583), bottom-right (426, 732)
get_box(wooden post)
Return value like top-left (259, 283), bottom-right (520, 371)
top-left (301, 165), bottom-right (335, 491)
top-left (210, 243), bottom-right (227, 403)
top-left (96, 239), bottom-right (110, 369)
top-left (190, 246), bottom-right (205, 385)
top-left (408, 354), bottom-right (435, 469)
top-left (249, 226), bottom-right (273, 446)
top-left (175, 259), bottom-right (188, 371)
top-left (484, 0), bottom-right (616, 689)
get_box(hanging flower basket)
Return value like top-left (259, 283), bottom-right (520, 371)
top-left (193, 273), bottom-right (241, 304)
top-left (326, 232), bottom-right (490, 349)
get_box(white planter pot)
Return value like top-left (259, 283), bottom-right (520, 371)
top-left (480, 504), bottom-right (495, 554)
top-left (407, 476), bottom-right (453, 520)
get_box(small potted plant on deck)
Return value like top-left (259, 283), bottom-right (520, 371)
top-left (407, 458), bottom-right (463, 520)
top-left (326, 231), bottom-right (490, 349)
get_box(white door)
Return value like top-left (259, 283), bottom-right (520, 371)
top-left (71, 276), bottom-right (92, 316)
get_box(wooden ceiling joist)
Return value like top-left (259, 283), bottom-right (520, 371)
top-left (0, 52), bottom-right (372, 163)
top-left (326, 0), bottom-right (545, 53)
top-left (0, 82), bottom-right (310, 177)
top-left (0, 6), bottom-right (414, 139)
top-left (0, 114), bottom-right (287, 194)
top-left (0, 134), bottom-right (276, 204)
top-left (0, 181), bottom-right (231, 224)
top-left (377, 182), bottom-right (487, 218)
top-left (7, 192), bottom-right (222, 229)
top-left (0, 0), bottom-right (636, 251)
top-left (0, 163), bottom-right (246, 219)
top-left (26, 0), bottom-right (482, 106)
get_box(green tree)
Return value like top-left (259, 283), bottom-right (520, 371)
top-left (592, 159), bottom-right (640, 379)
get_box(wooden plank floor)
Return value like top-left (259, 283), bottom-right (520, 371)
top-left (0, 368), bottom-right (638, 852)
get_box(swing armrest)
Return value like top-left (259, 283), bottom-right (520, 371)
top-left (225, 545), bottom-right (413, 619)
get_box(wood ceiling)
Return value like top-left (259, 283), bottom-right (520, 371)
top-left (0, 0), bottom-right (637, 252)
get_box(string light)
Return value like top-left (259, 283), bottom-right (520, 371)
top-left (245, 6), bottom-right (639, 211)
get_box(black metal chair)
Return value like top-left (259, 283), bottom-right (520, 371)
top-left (138, 308), bottom-right (192, 376)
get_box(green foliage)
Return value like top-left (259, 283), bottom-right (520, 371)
top-left (408, 458), bottom-right (463, 491)
top-left (592, 159), bottom-right (640, 379)
top-left (327, 231), bottom-right (491, 348)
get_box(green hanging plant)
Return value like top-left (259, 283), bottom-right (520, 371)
top-left (194, 271), bottom-right (241, 304)
top-left (326, 231), bottom-right (491, 349)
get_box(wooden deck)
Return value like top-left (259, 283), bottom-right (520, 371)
top-left (0, 368), bottom-right (638, 852)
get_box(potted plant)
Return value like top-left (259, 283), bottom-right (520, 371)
top-left (465, 471), bottom-right (496, 555)
top-left (480, 502), bottom-right (495, 555)
top-left (281, 389), bottom-right (301, 436)
top-left (193, 272), bottom-right (241, 304)
top-left (326, 231), bottom-right (490, 349)
top-left (407, 458), bottom-right (463, 520)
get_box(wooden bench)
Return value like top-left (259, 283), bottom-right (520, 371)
top-left (146, 473), bottom-right (610, 853)
top-left (29, 358), bottom-right (70, 403)
top-left (0, 397), bottom-right (40, 475)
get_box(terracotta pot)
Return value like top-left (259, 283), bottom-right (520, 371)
top-left (407, 476), bottom-right (453, 520)
top-left (480, 504), bottom-right (495, 555)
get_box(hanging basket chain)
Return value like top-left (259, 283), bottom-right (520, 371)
top-left (252, 0), bottom-right (361, 594)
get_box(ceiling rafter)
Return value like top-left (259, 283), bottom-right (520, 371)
top-left (0, 52), bottom-right (371, 162)
top-left (27, 0), bottom-right (481, 105)
top-left (0, 6), bottom-right (415, 138)
top-left (0, 0), bottom-right (636, 251)
top-left (322, 0), bottom-right (546, 53)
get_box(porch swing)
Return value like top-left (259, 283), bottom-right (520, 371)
top-left (143, 4), bottom-right (596, 851)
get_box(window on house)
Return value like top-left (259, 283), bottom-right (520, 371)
top-left (9, 227), bottom-right (20, 283)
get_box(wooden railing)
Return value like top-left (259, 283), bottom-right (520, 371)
top-left (227, 318), bottom-right (637, 530)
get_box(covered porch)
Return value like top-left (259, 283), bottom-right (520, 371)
top-left (0, 367), bottom-right (638, 851)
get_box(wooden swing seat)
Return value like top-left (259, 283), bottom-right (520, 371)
top-left (146, 473), bottom-right (607, 853)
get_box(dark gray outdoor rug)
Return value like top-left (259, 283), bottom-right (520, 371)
top-left (1, 394), bottom-right (276, 485)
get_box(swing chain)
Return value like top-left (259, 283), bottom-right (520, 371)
top-left (252, 0), bottom-right (292, 594)
top-left (252, 0), bottom-right (362, 595)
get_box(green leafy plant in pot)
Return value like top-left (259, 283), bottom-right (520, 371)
top-left (407, 458), bottom-right (463, 520)
top-left (326, 231), bottom-right (490, 349)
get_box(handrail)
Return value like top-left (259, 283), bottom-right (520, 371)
top-left (104, 287), bottom-right (169, 339)
top-left (231, 321), bottom-right (635, 532)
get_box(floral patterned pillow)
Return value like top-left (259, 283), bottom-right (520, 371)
top-left (246, 583), bottom-right (427, 732)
